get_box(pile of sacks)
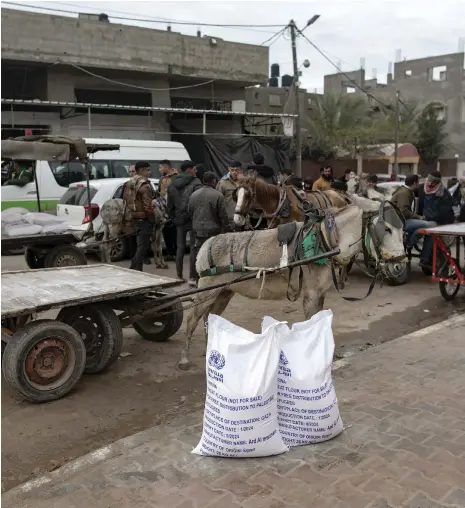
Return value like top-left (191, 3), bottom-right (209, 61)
top-left (193, 310), bottom-right (344, 458)
top-left (1, 207), bottom-right (68, 237)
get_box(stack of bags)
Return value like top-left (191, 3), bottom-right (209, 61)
top-left (1, 208), bottom-right (68, 237)
top-left (193, 310), bottom-right (344, 458)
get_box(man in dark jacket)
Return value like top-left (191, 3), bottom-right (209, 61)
top-left (123, 161), bottom-right (155, 271)
top-left (417, 171), bottom-right (454, 267)
top-left (247, 152), bottom-right (277, 185)
top-left (189, 171), bottom-right (234, 276)
top-left (167, 160), bottom-right (202, 284)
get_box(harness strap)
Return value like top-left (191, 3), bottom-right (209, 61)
top-left (330, 259), bottom-right (378, 301)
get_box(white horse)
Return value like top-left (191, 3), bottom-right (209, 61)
top-left (178, 199), bottom-right (405, 369)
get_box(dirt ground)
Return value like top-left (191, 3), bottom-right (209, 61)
top-left (1, 253), bottom-right (464, 492)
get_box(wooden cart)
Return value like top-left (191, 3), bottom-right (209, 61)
top-left (420, 223), bottom-right (465, 301)
top-left (1, 264), bottom-right (183, 403)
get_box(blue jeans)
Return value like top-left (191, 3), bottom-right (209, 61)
top-left (404, 219), bottom-right (435, 248)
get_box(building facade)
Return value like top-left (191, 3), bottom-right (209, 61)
top-left (1, 8), bottom-right (269, 140)
top-left (324, 52), bottom-right (465, 160)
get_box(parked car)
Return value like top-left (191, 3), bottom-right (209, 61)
top-left (56, 178), bottom-right (159, 262)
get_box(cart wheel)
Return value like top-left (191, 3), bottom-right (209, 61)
top-left (386, 261), bottom-right (410, 286)
top-left (44, 245), bottom-right (87, 268)
top-left (25, 247), bottom-right (46, 269)
top-left (57, 303), bottom-right (123, 373)
top-left (133, 290), bottom-right (184, 342)
top-left (421, 265), bottom-right (432, 276)
top-left (1, 320), bottom-right (86, 403)
top-left (110, 237), bottom-right (130, 263)
top-left (439, 266), bottom-right (461, 301)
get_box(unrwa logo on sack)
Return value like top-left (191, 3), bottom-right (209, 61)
top-left (208, 350), bottom-right (226, 370)
top-left (279, 351), bottom-right (288, 366)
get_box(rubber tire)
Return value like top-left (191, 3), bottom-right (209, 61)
top-left (24, 247), bottom-right (46, 269)
top-left (386, 262), bottom-right (410, 286)
top-left (110, 236), bottom-right (130, 263)
top-left (133, 290), bottom-right (184, 342)
top-left (44, 245), bottom-right (87, 268)
top-left (57, 303), bottom-right (123, 374)
top-left (438, 265), bottom-right (461, 302)
top-left (1, 320), bottom-right (86, 403)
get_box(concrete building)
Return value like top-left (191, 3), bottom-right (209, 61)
top-left (1, 8), bottom-right (269, 140)
top-left (324, 51), bottom-right (465, 161)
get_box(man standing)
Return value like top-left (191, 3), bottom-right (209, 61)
top-left (123, 161), bottom-right (155, 271)
top-left (159, 160), bottom-right (177, 260)
top-left (247, 153), bottom-right (277, 184)
top-left (167, 160), bottom-right (202, 284)
top-left (216, 160), bottom-right (243, 221)
top-left (312, 165), bottom-right (333, 191)
top-left (189, 171), bottom-right (234, 273)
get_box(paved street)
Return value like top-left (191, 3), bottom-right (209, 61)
top-left (3, 314), bottom-right (465, 508)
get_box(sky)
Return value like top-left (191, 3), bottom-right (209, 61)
top-left (3, 0), bottom-right (465, 92)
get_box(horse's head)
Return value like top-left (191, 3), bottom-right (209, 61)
top-left (350, 194), bottom-right (406, 265)
top-left (233, 175), bottom-right (257, 226)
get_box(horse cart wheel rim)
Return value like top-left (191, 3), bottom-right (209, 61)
top-left (138, 319), bottom-right (166, 334)
top-left (23, 337), bottom-right (76, 390)
top-left (63, 312), bottom-right (104, 362)
top-left (55, 254), bottom-right (79, 267)
top-left (386, 261), bottom-right (407, 277)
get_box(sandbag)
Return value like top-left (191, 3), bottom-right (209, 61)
top-left (1, 207), bottom-right (29, 215)
top-left (23, 212), bottom-right (66, 226)
top-left (1, 212), bottom-right (25, 225)
top-left (4, 224), bottom-right (43, 237)
top-left (193, 314), bottom-right (288, 458)
top-left (262, 310), bottom-right (343, 447)
top-left (42, 223), bottom-right (69, 234)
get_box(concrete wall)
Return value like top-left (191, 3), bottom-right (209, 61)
top-left (1, 8), bottom-right (268, 85)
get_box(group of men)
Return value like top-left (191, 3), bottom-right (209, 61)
top-left (122, 157), bottom-right (250, 286)
top-left (123, 153), bottom-right (465, 280)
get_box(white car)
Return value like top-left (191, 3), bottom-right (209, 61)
top-left (56, 178), bottom-right (159, 261)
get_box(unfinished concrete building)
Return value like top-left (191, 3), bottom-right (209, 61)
top-left (1, 8), bottom-right (269, 140)
top-left (324, 52), bottom-right (465, 173)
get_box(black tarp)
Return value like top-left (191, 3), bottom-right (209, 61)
top-left (171, 132), bottom-right (291, 178)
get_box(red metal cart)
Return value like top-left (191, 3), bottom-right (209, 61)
top-left (420, 223), bottom-right (465, 301)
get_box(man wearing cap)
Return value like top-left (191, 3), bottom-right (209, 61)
top-left (167, 160), bottom-right (202, 284)
top-left (216, 160), bottom-right (243, 221)
top-left (123, 161), bottom-right (155, 271)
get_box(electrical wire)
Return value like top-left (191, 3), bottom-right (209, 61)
top-left (35, 1), bottom-right (279, 34)
top-left (58, 27), bottom-right (285, 92)
top-left (3, 2), bottom-right (286, 28)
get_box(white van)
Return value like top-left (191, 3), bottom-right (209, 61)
top-left (1, 139), bottom-right (190, 211)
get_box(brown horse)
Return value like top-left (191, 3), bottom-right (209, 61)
top-left (233, 175), bottom-right (348, 229)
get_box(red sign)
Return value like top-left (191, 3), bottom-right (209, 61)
top-left (25, 129), bottom-right (33, 135)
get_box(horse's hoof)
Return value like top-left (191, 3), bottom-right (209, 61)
top-left (161, 264), bottom-right (169, 269)
top-left (178, 361), bottom-right (190, 371)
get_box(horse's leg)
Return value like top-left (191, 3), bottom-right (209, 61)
top-left (301, 269), bottom-right (320, 319)
top-left (202, 289), bottom-right (234, 347)
top-left (157, 226), bottom-right (168, 268)
top-left (179, 289), bottom-right (225, 370)
top-left (100, 224), bottom-right (111, 264)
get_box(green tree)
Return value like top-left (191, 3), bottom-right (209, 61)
top-left (414, 104), bottom-right (447, 164)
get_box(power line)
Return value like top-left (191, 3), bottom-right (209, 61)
top-left (37, 1), bottom-right (279, 34)
top-left (57, 28), bottom-right (285, 92)
top-left (297, 30), bottom-right (394, 111)
top-left (4, 2), bottom-right (286, 28)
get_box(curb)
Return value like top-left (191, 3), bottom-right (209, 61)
top-left (4, 313), bottom-right (465, 501)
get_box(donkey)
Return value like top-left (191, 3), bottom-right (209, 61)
top-left (233, 175), bottom-right (348, 229)
top-left (178, 199), bottom-right (406, 370)
top-left (354, 173), bottom-right (396, 201)
top-left (99, 196), bottom-right (169, 268)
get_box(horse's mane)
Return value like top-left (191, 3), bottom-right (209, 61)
top-left (237, 175), bottom-right (280, 203)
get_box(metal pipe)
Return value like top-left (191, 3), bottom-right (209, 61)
top-left (202, 113), bottom-right (206, 134)
top-left (88, 106), bottom-right (92, 132)
top-left (84, 161), bottom-right (94, 233)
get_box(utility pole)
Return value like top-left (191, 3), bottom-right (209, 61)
top-left (289, 19), bottom-right (302, 178)
top-left (393, 90), bottom-right (400, 175)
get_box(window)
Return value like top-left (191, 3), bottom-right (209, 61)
top-left (59, 187), bottom-right (98, 205)
top-left (428, 65), bottom-right (447, 82)
top-left (346, 86), bottom-right (356, 94)
top-left (269, 94), bottom-right (282, 107)
top-left (404, 69), bottom-right (412, 77)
